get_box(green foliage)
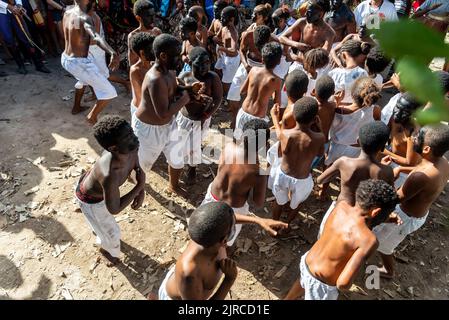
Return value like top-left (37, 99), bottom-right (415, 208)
top-left (372, 20), bottom-right (449, 125)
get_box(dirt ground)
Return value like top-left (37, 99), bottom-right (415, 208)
top-left (1, 57), bottom-right (449, 300)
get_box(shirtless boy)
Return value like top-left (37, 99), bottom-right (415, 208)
top-left (61, 0), bottom-right (120, 124)
top-left (180, 16), bottom-right (201, 73)
top-left (201, 119), bottom-right (288, 247)
top-left (270, 98), bottom-right (325, 227)
top-left (235, 42), bottom-right (282, 137)
top-left (177, 47), bottom-right (223, 183)
top-left (280, 0), bottom-right (336, 56)
top-left (129, 32), bottom-right (155, 117)
top-left (75, 115), bottom-right (145, 265)
top-left (374, 124), bottom-right (449, 278)
top-left (216, 6), bottom-right (240, 97)
top-left (285, 179), bottom-right (398, 300)
top-left (317, 121), bottom-right (394, 231)
top-left (132, 34), bottom-right (190, 196)
top-left (127, 0), bottom-right (162, 66)
top-left (158, 202), bottom-right (237, 300)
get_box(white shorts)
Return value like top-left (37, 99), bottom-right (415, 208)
top-left (89, 45), bottom-right (109, 79)
top-left (215, 54), bottom-right (224, 70)
top-left (130, 101), bottom-right (138, 119)
top-left (201, 183), bottom-right (250, 246)
top-left (272, 167), bottom-right (314, 209)
top-left (76, 196), bottom-right (121, 258)
top-left (176, 112), bottom-right (211, 166)
top-left (234, 108), bottom-right (269, 140)
top-left (273, 56), bottom-right (291, 80)
top-left (390, 161), bottom-right (408, 189)
top-left (221, 54), bottom-right (241, 84)
top-left (62, 53), bottom-right (117, 100)
top-left (325, 141), bottom-right (361, 166)
top-left (158, 265), bottom-right (175, 300)
top-left (373, 204), bottom-right (428, 255)
top-left (299, 251), bottom-right (339, 300)
top-left (267, 141), bottom-right (281, 190)
top-left (318, 201), bottom-right (337, 239)
top-left (132, 114), bottom-right (185, 172)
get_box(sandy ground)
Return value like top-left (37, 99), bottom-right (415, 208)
top-left (1, 57), bottom-right (449, 300)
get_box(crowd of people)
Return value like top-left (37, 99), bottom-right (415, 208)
top-left (3, 0), bottom-right (449, 300)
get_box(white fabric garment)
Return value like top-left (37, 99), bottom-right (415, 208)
top-left (130, 101), bottom-right (138, 119)
top-left (201, 183), bottom-right (250, 246)
top-left (381, 92), bottom-right (402, 125)
top-left (62, 53), bottom-right (117, 100)
top-left (326, 105), bottom-right (375, 165)
top-left (299, 251), bottom-right (339, 300)
top-left (226, 57), bottom-right (264, 101)
top-left (328, 66), bottom-right (368, 104)
top-left (76, 197), bottom-right (121, 258)
top-left (176, 112), bottom-right (211, 166)
top-left (75, 44), bottom-right (110, 89)
top-left (272, 166), bottom-right (314, 209)
top-left (354, 0), bottom-right (399, 28)
top-left (234, 108), bottom-right (269, 139)
top-left (373, 204), bottom-right (428, 255)
top-left (131, 114), bottom-right (185, 171)
top-left (158, 265), bottom-right (175, 300)
top-left (267, 141), bottom-right (281, 190)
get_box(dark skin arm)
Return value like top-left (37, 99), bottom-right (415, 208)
top-left (336, 237), bottom-right (378, 291)
top-left (397, 171), bottom-right (427, 203)
top-left (147, 75), bottom-right (190, 122)
top-left (239, 32), bottom-right (251, 72)
top-left (279, 19), bottom-right (311, 52)
top-left (317, 158), bottom-right (342, 185)
top-left (203, 73), bottom-right (223, 117)
top-left (102, 167), bottom-right (145, 215)
top-left (83, 16), bottom-right (119, 70)
top-left (412, 2), bottom-right (443, 19)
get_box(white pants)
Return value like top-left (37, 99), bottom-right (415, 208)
top-left (272, 167), bottom-right (314, 209)
top-left (201, 183), bottom-right (250, 246)
top-left (76, 197), bottom-right (121, 258)
top-left (132, 114), bottom-right (185, 172)
top-left (373, 204), bottom-right (428, 255)
top-left (221, 54), bottom-right (241, 84)
top-left (176, 112), bottom-right (211, 166)
top-left (62, 53), bottom-right (117, 100)
top-left (158, 265), bottom-right (175, 300)
top-left (300, 251), bottom-right (339, 300)
top-left (234, 108), bottom-right (269, 140)
top-left (325, 142), bottom-right (361, 166)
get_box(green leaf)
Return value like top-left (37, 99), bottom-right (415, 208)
top-left (372, 20), bottom-right (449, 62)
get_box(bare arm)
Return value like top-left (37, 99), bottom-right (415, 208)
top-left (147, 76), bottom-right (190, 121)
top-left (336, 238), bottom-right (377, 291)
top-left (412, 3), bottom-right (443, 19)
top-left (204, 73), bottom-right (223, 116)
top-left (240, 70), bottom-right (250, 96)
top-left (279, 19), bottom-right (310, 52)
top-left (273, 78), bottom-right (282, 105)
top-left (251, 175), bottom-right (268, 208)
top-left (317, 159), bottom-right (341, 185)
top-left (209, 259), bottom-right (237, 300)
top-left (322, 28), bottom-right (336, 53)
top-left (102, 169), bottom-right (145, 215)
top-left (217, 29), bottom-right (239, 57)
top-left (47, 0), bottom-right (64, 10)
top-left (397, 171), bottom-right (427, 203)
top-left (239, 32), bottom-right (250, 71)
top-left (235, 212), bottom-right (288, 237)
top-left (83, 16), bottom-right (119, 70)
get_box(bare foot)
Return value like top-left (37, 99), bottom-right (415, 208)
top-left (99, 248), bottom-right (120, 267)
top-left (166, 186), bottom-right (188, 199)
top-left (86, 115), bottom-right (97, 126)
top-left (147, 292), bottom-right (158, 300)
top-left (377, 266), bottom-right (394, 279)
top-left (71, 106), bottom-right (90, 115)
